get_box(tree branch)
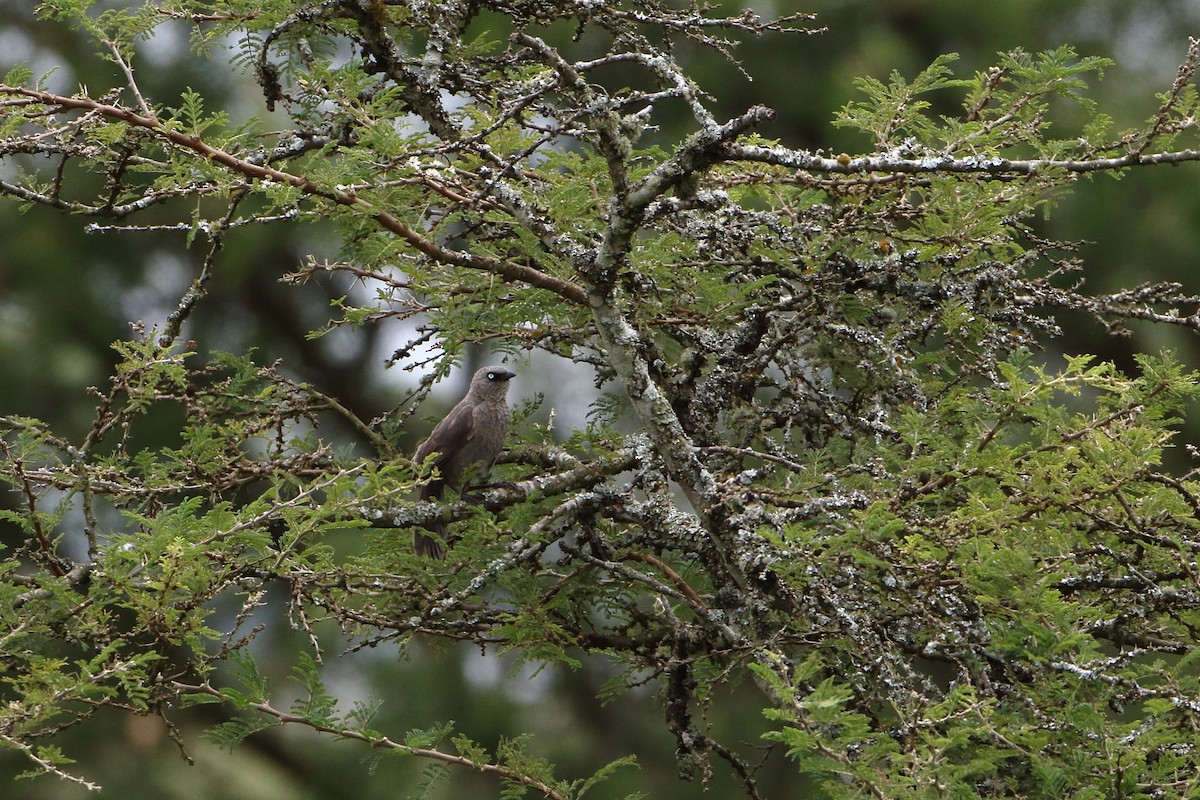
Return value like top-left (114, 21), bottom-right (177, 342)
top-left (728, 141), bottom-right (1200, 175)
top-left (0, 86), bottom-right (589, 306)
top-left (173, 681), bottom-right (571, 800)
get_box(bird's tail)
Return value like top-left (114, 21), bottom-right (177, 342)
top-left (413, 524), bottom-right (447, 560)
top-left (415, 481), bottom-right (448, 559)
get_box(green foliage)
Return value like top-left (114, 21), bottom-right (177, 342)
top-left (170, 88), bottom-right (229, 138)
top-left (837, 46), bottom-right (1115, 155)
top-left (838, 52), bottom-right (975, 145)
top-left (5, 1), bottom-right (1200, 798)
top-left (753, 351), bottom-right (1200, 797)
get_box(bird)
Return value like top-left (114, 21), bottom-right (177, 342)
top-left (412, 365), bottom-right (516, 558)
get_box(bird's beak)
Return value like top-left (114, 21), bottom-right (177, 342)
top-left (499, 370), bottom-right (516, 381)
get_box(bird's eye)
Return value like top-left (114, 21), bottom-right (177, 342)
top-left (487, 371), bottom-right (497, 380)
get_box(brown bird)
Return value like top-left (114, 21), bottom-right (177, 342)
top-left (413, 365), bottom-right (516, 558)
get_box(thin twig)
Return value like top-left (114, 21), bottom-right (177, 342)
top-left (103, 38), bottom-right (155, 119)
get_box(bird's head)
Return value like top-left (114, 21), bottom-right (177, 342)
top-left (469, 365), bottom-right (516, 398)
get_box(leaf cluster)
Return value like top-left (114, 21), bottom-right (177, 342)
top-left (4, 2), bottom-right (1200, 798)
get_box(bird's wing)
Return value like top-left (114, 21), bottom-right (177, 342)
top-left (414, 400), bottom-right (476, 470)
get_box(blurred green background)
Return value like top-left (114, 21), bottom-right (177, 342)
top-left (2, 1), bottom-right (1199, 797)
